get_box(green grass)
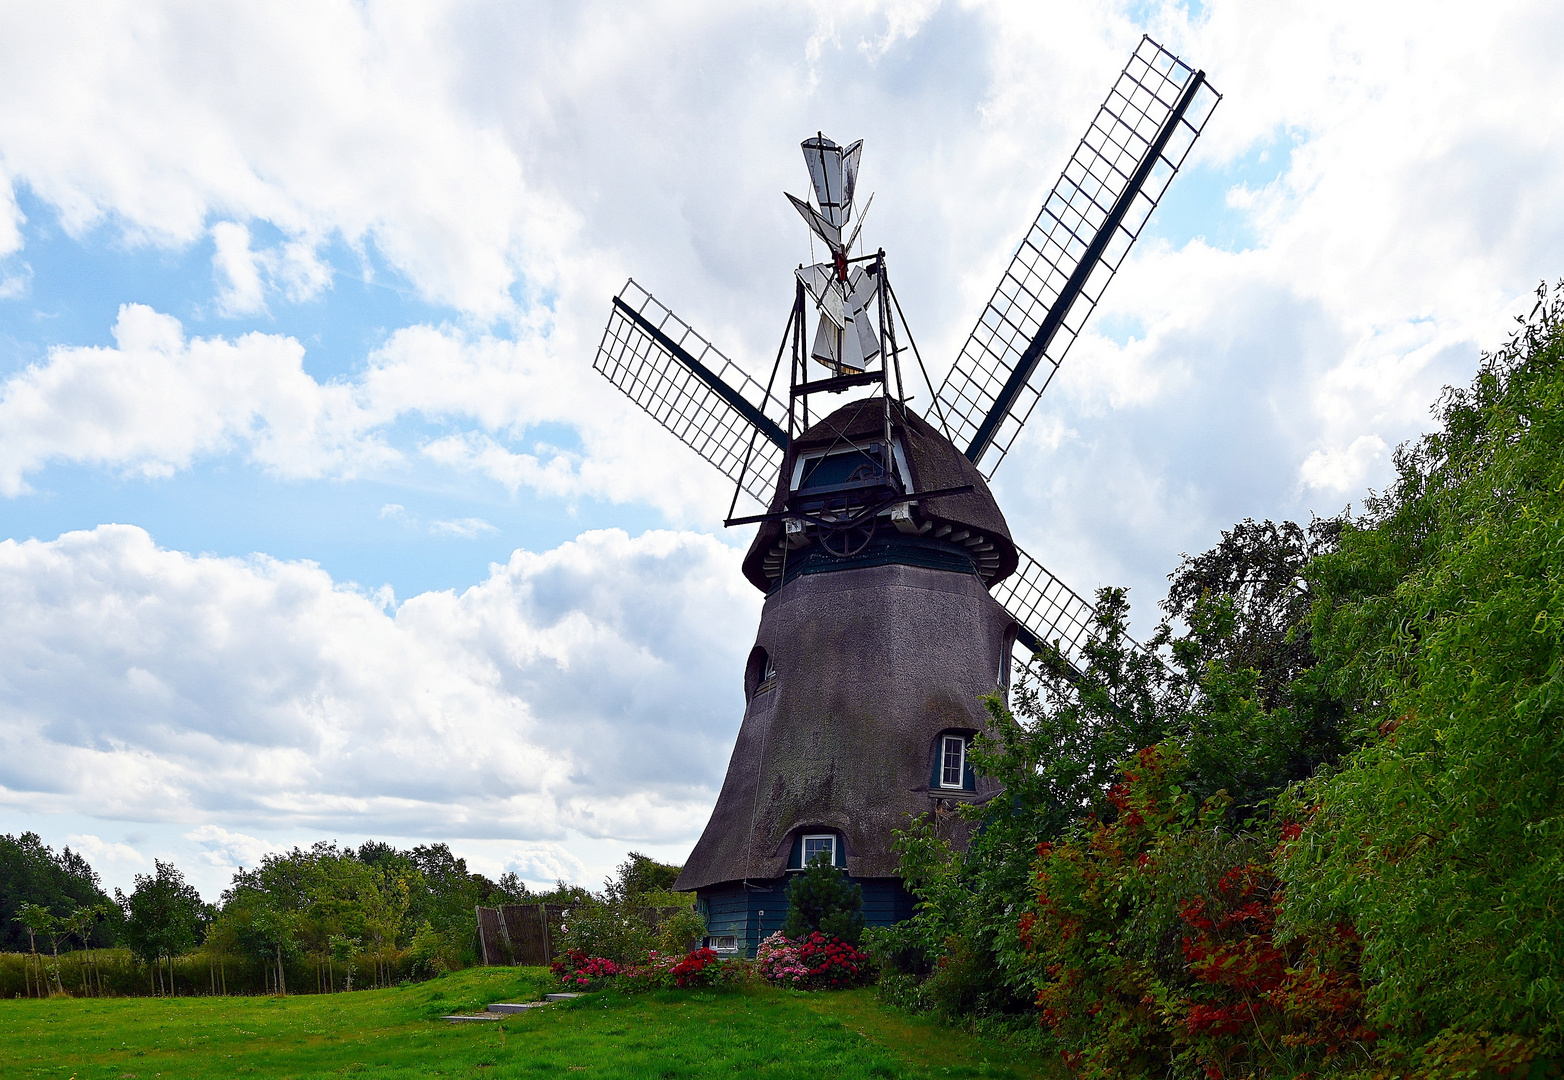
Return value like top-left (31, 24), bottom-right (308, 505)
top-left (0, 967), bottom-right (1054, 1079)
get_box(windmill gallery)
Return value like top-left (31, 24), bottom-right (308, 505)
top-left (592, 37), bottom-right (1220, 956)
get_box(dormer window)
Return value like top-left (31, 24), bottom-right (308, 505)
top-left (939, 736), bottom-right (967, 789)
top-left (802, 834), bottom-right (836, 868)
top-left (930, 731), bottom-right (975, 792)
top-left (787, 831), bottom-right (843, 870)
top-left (789, 439), bottom-right (911, 494)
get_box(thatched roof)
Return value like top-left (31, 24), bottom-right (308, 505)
top-left (741, 397), bottom-right (1019, 592)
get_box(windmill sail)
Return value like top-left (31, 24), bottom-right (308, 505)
top-left (594, 279), bottom-right (788, 507)
top-left (936, 36), bottom-right (1220, 478)
top-left (991, 543), bottom-right (1104, 671)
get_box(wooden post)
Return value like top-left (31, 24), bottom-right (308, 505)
top-left (475, 906), bottom-right (492, 966)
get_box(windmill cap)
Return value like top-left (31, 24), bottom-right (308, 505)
top-left (742, 397), bottom-right (1018, 593)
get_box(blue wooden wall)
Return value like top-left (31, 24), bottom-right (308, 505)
top-left (696, 876), bottom-right (916, 957)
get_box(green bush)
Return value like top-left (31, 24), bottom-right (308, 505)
top-left (657, 908), bottom-right (707, 955)
top-left (780, 858), bottom-right (865, 946)
top-left (556, 900), bottom-right (661, 966)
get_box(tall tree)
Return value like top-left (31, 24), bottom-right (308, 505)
top-left (117, 860), bottom-right (206, 995)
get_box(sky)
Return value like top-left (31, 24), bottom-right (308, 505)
top-left (1, 0), bottom-right (1560, 901)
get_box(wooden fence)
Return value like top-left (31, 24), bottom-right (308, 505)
top-left (475, 903), bottom-right (565, 967)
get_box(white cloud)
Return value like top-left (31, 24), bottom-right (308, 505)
top-left (2, 2), bottom-right (1555, 561)
top-left (0, 2), bottom-right (565, 319)
top-left (1299, 435), bottom-right (1390, 496)
top-left (504, 843), bottom-right (589, 887)
top-left (210, 221), bottom-right (267, 316)
top-left (0, 304), bottom-right (396, 494)
top-left (183, 825), bottom-right (282, 872)
top-left (209, 221), bottom-right (332, 315)
top-left (0, 524), bottom-right (757, 851)
top-left (64, 833), bottom-right (148, 869)
top-left (0, 304), bottom-right (741, 519)
top-left (0, 14), bottom-right (1555, 546)
top-left (430, 517), bottom-right (496, 538)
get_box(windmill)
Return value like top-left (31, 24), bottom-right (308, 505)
top-left (592, 37), bottom-right (1219, 954)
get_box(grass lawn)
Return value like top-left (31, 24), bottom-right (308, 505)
top-left (0, 967), bottom-right (1055, 1079)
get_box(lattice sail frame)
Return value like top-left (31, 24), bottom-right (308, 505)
top-left (594, 279), bottom-right (787, 508)
top-left (935, 36), bottom-right (1221, 478)
top-left (991, 544), bottom-right (1102, 672)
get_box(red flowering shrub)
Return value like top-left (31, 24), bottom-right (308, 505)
top-left (797, 931), bottom-right (871, 988)
top-left (1020, 743), bottom-right (1377, 1079)
top-left (550, 949), bottom-right (620, 988)
top-left (616, 947), bottom-right (745, 991)
top-left (757, 931), bottom-right (869, 989)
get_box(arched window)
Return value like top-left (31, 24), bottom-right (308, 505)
top-left (744, 646), bottom-right (777, 701)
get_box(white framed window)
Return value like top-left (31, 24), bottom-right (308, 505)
top-left (939, 736), bottom-right (967, 789)
top-left (707, 935), bottom-right (738, 953)
top-left (801, 834), bottom-right (837, 868)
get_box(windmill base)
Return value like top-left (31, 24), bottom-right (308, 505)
top-left (694, 876), bottom-right (916, 958)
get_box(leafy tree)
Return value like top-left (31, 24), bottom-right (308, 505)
top-left (117, 860), bottom-right (206, 995)
top-left (1281, 281), bottom-right (1564, 1048)
top-left (881, 517), bottom-right (1350, 1015)
top-left (64, 904), bottom-right (108, 996)
top-left (328, 933), bottom-right (362, 990)
top-left (14, 902), bottom-right (57, 995)
top-left (604, 852), bottom-right (681, 905)
top-left (393, 842), bottom-right (528, 964)
top-left (1164, 517), bottom-right (1338, 708)
top-left (0, 832), bottom-right (117, 951)
top-left (1164, 517), bottom-right (1348, 814)
top-left (218, 842), bottom-right (378, 993)
top-left (781, 855), bottom-right (865, 945)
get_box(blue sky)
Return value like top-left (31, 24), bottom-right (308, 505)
top-left (1, 189), bottom-right (670, 602)
top-left (1, 0), bottom-right (1560, 899)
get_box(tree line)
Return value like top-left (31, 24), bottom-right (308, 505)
top-left (1, 834), bottom-right (586, 997)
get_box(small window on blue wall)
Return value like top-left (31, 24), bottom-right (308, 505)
top-left (932, 732), bottom-right (976, 791)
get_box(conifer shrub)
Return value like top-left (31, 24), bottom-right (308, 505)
top-left (780, 856), bottom-right (865, 945)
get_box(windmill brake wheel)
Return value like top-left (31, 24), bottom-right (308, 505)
top-left (819, 514), bottom-right (877, 558)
